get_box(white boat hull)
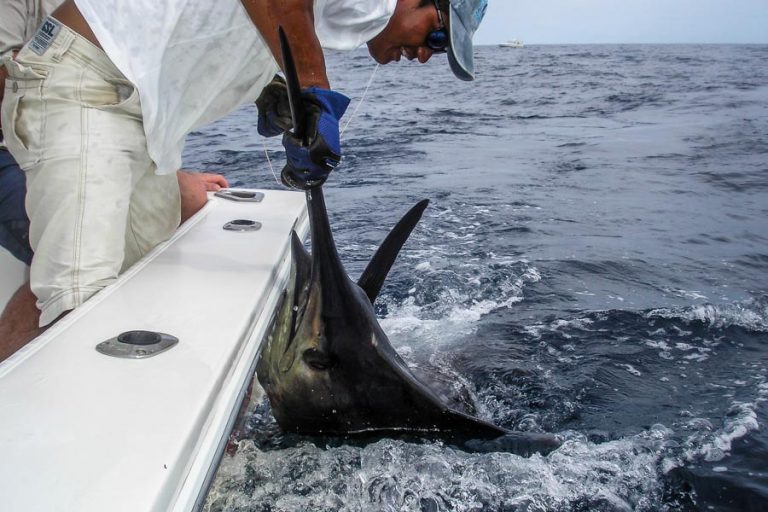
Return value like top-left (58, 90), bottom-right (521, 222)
top-left (0, 189), bottom-right (308, 511)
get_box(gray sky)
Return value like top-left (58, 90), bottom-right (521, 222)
top-left (474, 0), bottom-right (768, 45)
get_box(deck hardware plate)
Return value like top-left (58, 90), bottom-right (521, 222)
top-left (223, 219), bottom-right (262, 232)
top-left (96, 330), bottom-right (179, 359)
top-left (214, 190), bottom-right (265, 202)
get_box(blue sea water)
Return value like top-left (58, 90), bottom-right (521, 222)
top-left (187, 45), bottom-right (768, 511)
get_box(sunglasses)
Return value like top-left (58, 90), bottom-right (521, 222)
top-left (426, 0), bottom-right (449, 53)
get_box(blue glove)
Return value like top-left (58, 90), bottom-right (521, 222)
top-left (281, 87), bottom-right (350, 189)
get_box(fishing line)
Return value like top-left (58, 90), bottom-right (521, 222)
top-left (263, 138), bottom-right (281, 185)
top-left (262, 63), bottom-right (380, 181)
top-left (341, 63), bottom-right (379, 137)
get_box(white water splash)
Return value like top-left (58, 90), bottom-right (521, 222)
top-left (205, 429), bottom-right (675, 512)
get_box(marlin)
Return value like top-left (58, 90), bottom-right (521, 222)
top-left (254, 29), bottom-right (561, 456)
top-left (255, 187), bottom-right (561, 455)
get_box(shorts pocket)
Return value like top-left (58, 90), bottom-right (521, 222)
top-left (98, 78), bottom-right (140, 115)
top-left (79, 70), bottom-right (140, 115)
top-left (2, 61), bottom-right (48, 169)
top-left (1, 93), bottom-right (42, 169)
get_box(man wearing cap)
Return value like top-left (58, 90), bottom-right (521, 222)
top-left (0, 0), bottom-right (487, 361)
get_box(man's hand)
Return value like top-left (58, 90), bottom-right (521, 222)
top-left (196, 172), bottom-right (229, 191)
top-left (177, 171), bottom-right (229, 224)
top-left (280, 87), bottom-right (350, 189)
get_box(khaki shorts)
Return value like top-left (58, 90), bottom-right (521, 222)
top-left (1, 18), bottom-right (180, 326)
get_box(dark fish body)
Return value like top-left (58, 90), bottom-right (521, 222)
top-left (255, 189), bottom-right (561, 456)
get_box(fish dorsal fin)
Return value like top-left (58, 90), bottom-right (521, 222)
top-left (358, 199), bottom-right (429, 303)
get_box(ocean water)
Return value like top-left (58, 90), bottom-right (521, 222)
top-left (186, 45), bottom-right (768, 511)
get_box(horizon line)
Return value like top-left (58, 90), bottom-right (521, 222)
top-left (476, 41), bottom-right (768, 46)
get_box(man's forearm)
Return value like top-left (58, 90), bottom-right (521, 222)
top-left (241, 0), bottom-right (330, 89)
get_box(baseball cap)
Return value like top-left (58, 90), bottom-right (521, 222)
top-left (447, 0), bottom-right (488, 81)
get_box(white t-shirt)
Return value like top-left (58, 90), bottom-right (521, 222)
top-left (74, 0), bottom-right (395, 175)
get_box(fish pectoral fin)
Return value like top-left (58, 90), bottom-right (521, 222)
top-left (291, 230), bottom-right (312, 282)
top-left (358, 199), bottom-right (429, 303)
top-left (289, 230), bottom-right (312, 334)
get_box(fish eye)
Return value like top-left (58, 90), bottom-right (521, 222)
top-left (302, 348), bottom-right (334, 371)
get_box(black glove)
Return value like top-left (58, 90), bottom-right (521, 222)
top-left (256, 75), bottom-right (293, 137)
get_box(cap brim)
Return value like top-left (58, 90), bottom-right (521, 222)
top-left (447, 4), bottom-right (475, 81)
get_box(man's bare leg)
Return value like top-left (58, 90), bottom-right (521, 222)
top-left (0, 282), bottom-right (42, 362)
top-left (0, 283), bottom-right (68, 362)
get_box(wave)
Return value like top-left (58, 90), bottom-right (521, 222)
top-left (647, 298), bottom-right (768, 332)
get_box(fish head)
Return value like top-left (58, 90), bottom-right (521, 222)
top-left (264, 255), bottom-right (410, 433)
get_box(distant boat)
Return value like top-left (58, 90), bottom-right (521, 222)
top-left (499, 39), bottom-right (524, 48)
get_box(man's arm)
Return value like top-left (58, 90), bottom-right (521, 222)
top-left (240, 0), bottom-right (330, 89)
top-left (242, 0), bottom-right (351, 190)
